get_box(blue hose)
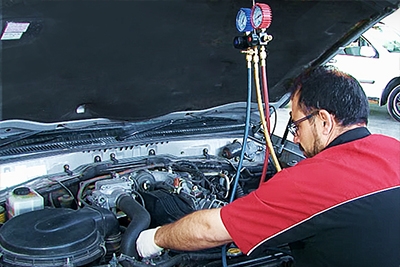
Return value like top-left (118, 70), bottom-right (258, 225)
top-left (222, 61), bottom-right (253, 267)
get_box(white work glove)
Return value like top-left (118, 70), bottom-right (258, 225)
top-left (136, 227), bottom-right (164, 258)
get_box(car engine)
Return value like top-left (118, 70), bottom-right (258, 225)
top-left (0, 130), bottom-right (301, 267)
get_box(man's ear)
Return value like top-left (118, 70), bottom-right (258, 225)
top-left (318, 110), bottom-right (334, 135)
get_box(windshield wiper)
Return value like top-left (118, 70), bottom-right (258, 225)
top-left (0, 119), bottom-right (124, 149)
top-left (0, 130), bottom-right (44, 148)
top-left (116, 120), bottom-right (174, 141)
top-left (116, 117), bottom-right (246, 141)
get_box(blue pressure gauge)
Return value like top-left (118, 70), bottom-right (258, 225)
top-left (236, 8), bottom-right (253, 32)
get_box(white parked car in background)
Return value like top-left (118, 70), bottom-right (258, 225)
top-left (328, 22), bottom-right (400, 122)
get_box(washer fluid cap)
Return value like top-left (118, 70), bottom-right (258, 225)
top-left (12, 187), bottom-right (31, 195)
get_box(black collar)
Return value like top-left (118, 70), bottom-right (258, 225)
top-left (325, 127), bottom-right (371, 149)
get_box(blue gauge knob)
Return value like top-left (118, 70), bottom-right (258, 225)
top-left (236, 8), bottom-right (253, 32)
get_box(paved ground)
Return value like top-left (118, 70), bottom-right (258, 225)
top-left (271, 103), bottom-right (400, 140)
top-left (367, 104), bottom-right (400, 140)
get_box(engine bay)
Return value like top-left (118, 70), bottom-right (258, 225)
top-left (0, 129), bottom-right (302, 267)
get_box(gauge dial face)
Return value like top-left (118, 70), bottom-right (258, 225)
top-left (251, 5), bottom-right (263, 29)
top-left (236, 8), bottom-right (252, 32)
top-left (251, 3), bottom-right (272, 29)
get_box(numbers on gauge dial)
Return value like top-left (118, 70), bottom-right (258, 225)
top-left (236, 10), bottom-right (247, 32)
top-left (251, 3), bottom-right (272, 29)
top-left (252, 5), bottom-right (263, 28)
top-left (236, 8), bottom-right (252, 32)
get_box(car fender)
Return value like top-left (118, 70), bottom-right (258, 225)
top-left (380, 77), bottom-right (400, 106)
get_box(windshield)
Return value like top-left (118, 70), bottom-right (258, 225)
top-left (367, 24), bottom-right (400, 53)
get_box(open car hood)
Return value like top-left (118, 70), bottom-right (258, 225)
top-left (1, 0), bottom-right (399, 122)
top-left (0, 2), bottom-right (399, 267)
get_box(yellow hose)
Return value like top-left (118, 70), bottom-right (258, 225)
top-left (252, 48), bottom-right (282, 172)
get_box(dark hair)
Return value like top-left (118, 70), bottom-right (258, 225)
top-left (291, 66), bottom-right (369, 126)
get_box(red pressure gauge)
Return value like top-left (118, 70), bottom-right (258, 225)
top-left (251, 3), bottom-right (272, 29)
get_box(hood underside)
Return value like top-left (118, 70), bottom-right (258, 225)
top-left (1, 0), bottom-right (399, 122)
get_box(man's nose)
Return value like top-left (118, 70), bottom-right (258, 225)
top-left (293, 135), bottom-right (300, 144)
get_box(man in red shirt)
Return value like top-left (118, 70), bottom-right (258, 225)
top-left (136, 66), bottom-right (400, 267)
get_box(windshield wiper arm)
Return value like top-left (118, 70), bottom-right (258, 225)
top-left (0, 130), bottom-right (44, 148)
top-left (116, 120), bottom-right (174, 141)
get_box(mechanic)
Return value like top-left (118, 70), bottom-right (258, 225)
top-left (136, 66), bottom-right (400, 267)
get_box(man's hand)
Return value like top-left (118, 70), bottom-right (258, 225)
top-left (137, 209), bottom-right (232, 256)
top-left (136, 227), bottom-right (164, 258)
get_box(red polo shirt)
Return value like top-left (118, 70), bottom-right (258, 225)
top-left (221, 129), bottom-right (400, 267)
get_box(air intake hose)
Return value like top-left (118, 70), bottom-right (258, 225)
top-left (117, 194), bottom-right (151, 260)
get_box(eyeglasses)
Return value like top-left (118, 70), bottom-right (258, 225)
top-left (287, 111), bottom-right (317, 136)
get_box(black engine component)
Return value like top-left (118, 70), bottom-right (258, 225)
top-left (117, 194), bottom-right (150, 260)
top-left (0, 207), bottom-right (120, 267)
top-left (141, 189), bottom-right (195, 227)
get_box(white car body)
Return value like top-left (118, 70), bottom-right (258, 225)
top-left (328, 23), bottom-right (400, 121)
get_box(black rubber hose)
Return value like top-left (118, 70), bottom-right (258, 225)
top-left (117, 194), bottom-right (151, 260)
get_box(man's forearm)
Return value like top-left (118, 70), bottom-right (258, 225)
top-left (154, 208), bottom-right (233, 251)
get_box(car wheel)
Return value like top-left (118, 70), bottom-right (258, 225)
top-left (387, 84), bottom-right (400, 122)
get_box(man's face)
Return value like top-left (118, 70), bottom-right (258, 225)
top-left (290, 92), bottom-right (325, 158)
